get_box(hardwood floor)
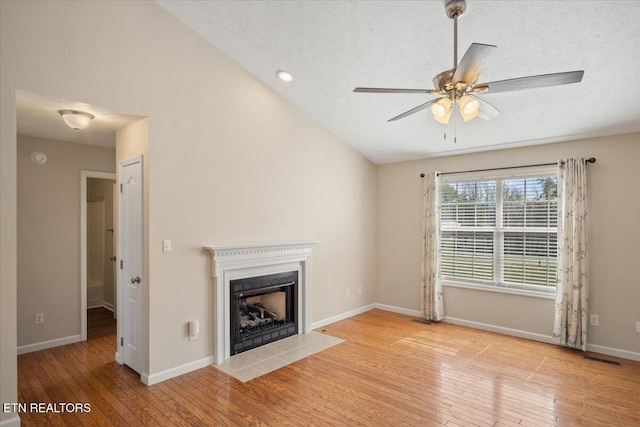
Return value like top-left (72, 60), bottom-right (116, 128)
top-left (87, 307), bottom-right (117, 339)
top-left (17, 309), bottom-right (640, 426)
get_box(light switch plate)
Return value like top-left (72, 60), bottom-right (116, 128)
top-left (162, 240), bottom-right (171, 253)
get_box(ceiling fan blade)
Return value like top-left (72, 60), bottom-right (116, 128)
top-left (452, 43), bottom-right (497, 86)
top-left (388, 99), bottom-right (439, 122)
top-left (470, 95), bottom-right (500, 120)
top-left (475, 70), bottom-right (584, 94)
top-left (354, 87), bottom-right (442, 95)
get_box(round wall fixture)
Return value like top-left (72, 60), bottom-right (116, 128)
top-left (31, 151), bottom-right (47, 165)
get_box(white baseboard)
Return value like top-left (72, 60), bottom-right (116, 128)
top-left (586, 343), bottom-right (640, 362)
top-left (372, 305), bottom-right (640, 362)
top-left (17, 334), bottom-right (82, 355)
top-left (142, 355), bottom-right (214, 386)
top-left (87, 303), bottom-right (114, 312)
top-left (443, 316), bottom-right (555, 345)
top-left (0, 415), bottom-right (21, 427)
top-left (373, 303), bottom-right (422, 317)
top-left (311, 304), bottom-right (375, 330)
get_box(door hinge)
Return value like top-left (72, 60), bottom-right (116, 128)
top-left (121, 337), bottom-right (124, 346)
top-left (120, 184), bottom-right (123, 193)
top-left (120, 260), bottom-right (123, 269)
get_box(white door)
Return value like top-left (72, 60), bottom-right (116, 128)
top-left (112, 182), bottom-right (118, 320)
top-left (119, 156), bottom-right (143, 373)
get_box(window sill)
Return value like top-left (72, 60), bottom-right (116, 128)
top-left (442, 280), bottom-right (556, 300)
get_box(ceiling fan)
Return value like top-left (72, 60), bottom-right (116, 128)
top-left (354, 0), bottom-right (584, 124)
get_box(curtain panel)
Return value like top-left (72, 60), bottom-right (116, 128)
top-left (553, 158), bottom-right (589, 350)
top-left (421, 171), bottom-right (444, 321)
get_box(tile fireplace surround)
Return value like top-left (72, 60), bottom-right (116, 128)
top-left (204, 242), bottom-right (316, 364)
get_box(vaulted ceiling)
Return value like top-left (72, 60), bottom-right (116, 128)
top-left (158, 0), bottom-right (640, 164)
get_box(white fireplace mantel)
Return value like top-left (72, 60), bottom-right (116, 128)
top-left (204, 242), bottom-right (317, 364)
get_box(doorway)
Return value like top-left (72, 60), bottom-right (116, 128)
top-left (81, 171), bottom-right (116, 341)
top-left (87, 176), bottom-right (117, 338)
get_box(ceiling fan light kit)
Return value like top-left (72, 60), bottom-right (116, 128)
top-left (431, 98), bottom-right (452, 124)
top-left (353, 0), bottom-right (584, 128)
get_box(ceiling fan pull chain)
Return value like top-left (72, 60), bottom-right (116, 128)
top-left (454, 108), bottom-right (457, 143)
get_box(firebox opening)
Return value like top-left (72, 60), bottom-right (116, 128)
top-left (231, 271), bottom-right (298, 355)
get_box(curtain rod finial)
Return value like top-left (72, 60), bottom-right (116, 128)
top-left (587, 157), bottom-right (596, 163)
top-left (420, 173), bottom-right (425, 178)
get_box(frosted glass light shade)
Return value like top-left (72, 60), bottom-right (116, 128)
top-left (431, 98), bottom-right (452, 124)
top-left (458, 96), bottom-right (480, 122)
top-left (59, 110), bottom-right (95, 131)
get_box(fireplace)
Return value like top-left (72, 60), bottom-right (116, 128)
top-left (205, 242), bottom-right (315, 363)
top-left (231, 271), bottom-right (298, 354)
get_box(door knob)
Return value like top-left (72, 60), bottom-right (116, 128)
top-left (130, 276), bottom-right (141, 284)
top-left (110, 256), bottom-right (117, 261)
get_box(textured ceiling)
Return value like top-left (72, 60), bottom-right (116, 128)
top-left (158, 0), bottom-right (640, 164)
top-left (16, 91), bottom-right (144, 147)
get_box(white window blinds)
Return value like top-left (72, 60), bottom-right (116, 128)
top-left (440, 172), bottom-right (558, 292)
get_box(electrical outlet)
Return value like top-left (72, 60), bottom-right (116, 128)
top-left (357, 286), bottom-right (362, 295)
top-left (346, 289), bottom-right (351, 298)
top-left (590, 314), bottom-right (599, 326)
top-left (636, 321), bottom-right (640, 334)
top-left (35, 313), bottom-right (44, 324)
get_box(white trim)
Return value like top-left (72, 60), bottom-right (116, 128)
top-left (442, 281), bottom-right (556, 300)
top-left (373, 305), bottom-right (640, 362)
top-left (87, 303), bottom-right (115, 312)
top-left (311, 304), bottom-right (375, 330)
top-left (372, 303), bottom-right (422, 317)
top-left (0, 415), bottom-right (21, 427)
top-left (80, 170), bottom-right (116, 342)
top-left (17, 334), bottom-right (82, 355)
top-left (443, 316), bottom-right (554, 344)
top-left (586, 344), bottom-right (640, 362)
top-left (141, 356), bottom-right (214, 386)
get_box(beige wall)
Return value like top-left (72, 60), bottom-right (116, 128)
top-left (376, 133), bottom-right (640, 353)
top-left (1, 0), bottom-right (376, 405)
top-left (87, 177), bottom-right (116, 307)
top-left (16, 135), bottom-right (115, 347)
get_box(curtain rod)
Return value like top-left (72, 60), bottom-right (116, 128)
top-left (419, 157), bottom-right (596, 178)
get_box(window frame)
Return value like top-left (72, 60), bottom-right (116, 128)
top-left (439, 166), bottom-right (558, 299)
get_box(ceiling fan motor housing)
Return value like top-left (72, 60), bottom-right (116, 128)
top-left (446, 0), bottom-right (466, 19)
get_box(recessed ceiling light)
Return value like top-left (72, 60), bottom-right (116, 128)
top-left (276, 70), bottom-right (293, 82)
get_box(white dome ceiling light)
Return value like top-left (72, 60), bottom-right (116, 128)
top-left (58, 110), bottom-right (95, 132)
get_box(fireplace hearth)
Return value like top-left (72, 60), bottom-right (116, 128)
top-left (231, 271), bottom-right (298, 354)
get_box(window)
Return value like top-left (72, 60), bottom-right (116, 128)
top-left (440, 168), bottom-right (558, 295)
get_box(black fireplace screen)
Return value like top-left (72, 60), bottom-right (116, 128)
top-left (230, 271), bottom-right (298, 355)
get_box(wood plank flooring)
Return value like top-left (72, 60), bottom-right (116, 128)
top-left (17, 309), bottom-right (640, 426)
top-left (87, 307), bottom-right (116, 339)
